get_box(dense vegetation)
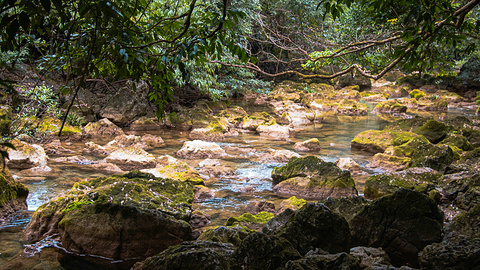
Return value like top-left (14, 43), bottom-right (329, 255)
top-left (1, 0), bottom-right (479, 121)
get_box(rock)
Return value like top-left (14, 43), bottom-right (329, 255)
top-left (242, 112), bottom-right (276, 130)
top-left (455, 186), bottom-right (480, 210)
top-left (129, 117), bottom-right (162, 131)
top-left (271, 156), bottom-right (358, 200)
top-left (198, 161), bottom-right (235, 178)
top-left (439, 170), bottom-right (480, 204)
top-left (351, 130), bottom-right (420, 154)
top-left (24, 172), bottom-right (194, 260)
top-left (439, 133), bottom-right (474, 152)
top-left (246, 201), bottom-right (276, 215)
top-left (293, 138), bottom-right (321, 152)
top-left (142, 161), bottom-right (204, 185)
top-left (225, 211), bottom-right (275, 232)
top-left (35, 117), bottom-right (82, 138)
top-left (350, 247), bottom-right (391, 269)
top-left (189, 210), bottom-right (211, 228)
top-left (256, 123), bottom-right (294, 140)
top-left (309, 99), bottom-right (368, 116)
top-left (0, 105), bottom-right (12, 135)
top-left (364, 167), bottom-right (442, 199)
top-left (255, 149), bottom-right (301, 164)
top-left (285, 249), bottom-right (361, 270)
top-left (414, 119), bottom-right (449, 143)
top-left (89, 162), bottom-right (125, 174)
top-left (7, 140), bottom-right (48, 169)
top-left (335, 157), bottom-right (367, 176)
top-left (217, 106), bottom-right (248, 128)
top-left (139, 134), bottom-right (166, 149)
top-left (43, 139), bottom-right (75, 156)
top-left (176, 140), bottom-right (226, 159)
top-left (99, 80), bottom-right (152, 125)
top-left (323, 196), bottom-right (369, 223)
top-left (372, 100), bottom-right (408, 114)
top-left (134, 241), bottom-right (235, 270)
top-left (193, 185), bottom-right (215, 202)
top-left (276, 196), bottom-right (306, 213)
top-left (266, 202), bottom-right (351, 255)
top-left (419, 204), bottom-right (480, 270)
top-left (82, 141), bottom-right (111, 157)
top-left (230, 232), bottom-right (302, 270)
top-left (335, 74), bottom-right (372, 89)
top-left (83, 118), bottom-right (125, 138)
top-left (409, 89), bottom-right (426, 100)
top-left (368, 153), bottom-right (410, 172)
top-left (198, 225), bottom-right (250, 246)
top-left (0, 168), bottom-right (28, 223)
top-left (189, 125), bottom-right (225, 142)
top-left (350, 188), bottom-right (443, 267)
top-left (105, 147), bottom-right (156, 171)
top-left (408, 143), bottom-right (454, 173)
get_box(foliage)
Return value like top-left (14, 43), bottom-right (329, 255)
top-left (15, 85), bottom-right (59, 118)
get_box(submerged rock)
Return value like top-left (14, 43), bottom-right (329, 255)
top-left (271, 156), bottom-right (357, 200)
top-left (350, 188), bottom-right (443, 267)
top-left (134, 241), bottom-right (235, 270)
top-left (24, 172), bottom-right (194, 260)
top-left (265, 202), bottom-right (351, 255)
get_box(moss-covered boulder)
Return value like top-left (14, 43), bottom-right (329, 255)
top-left (242, 111), bottom-right (276, 130)
top-left (217, 106), bottom-right (248, 128)
top-left (24, 172), bottom-right (194, 260)
top-left (409, 89), bottom-right (425, 100)
top-left (0, 168), bottom-right (28, 222)
top-left (351, 130), bottom-right (420, 154)
top-left (189, 124), bottom-right (225, 142)
top-left (460, 126), bottom-right (480, 148)
top-left (134, 241), bottom-right (235, 270)
top-left (414, 119), bottom-right (449, 143)
top-left (265, 202), bottom-right (351, 255)
top-left (197, 226), bottom-right (250, 246)
top-left (0, 105), bottom-right (12, 135)
top-left (408, 143), bottom-right (454, 173)
top-left (277, 196), bottom-right (306, 213)
top-left (419, 204), bottom-right (480, 270)
top-left (36, 117), bottom-right (82, 138)
top-left (230, 232), bottom-right (302, 270)
top-left (439, 133), bottom-right (474, 152)
top-left (350, 188), bottom-right (443, 267)
top-left (322, 196), bottom-right (369, 223)
top-left (285, 249), bottom-right (361, 270)
top-left (271, 156), bottom-right (357, 200)
top-left (142, 161), bottom-right (204, 185)
top-left (372, 100), bottom-right (408, 114)
top-left (7, 139), bottom-right (47, 169)
top-left (83, 118), bottom-right (125, 138)
top-left (364, 167), bottom-right (442, 199)
top-left (225, 211), bottom-right (275, 232)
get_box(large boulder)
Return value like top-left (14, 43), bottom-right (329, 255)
top-left (83, 118), bottom-right (125, 138)
top-left (271, 156), bottom-right (358, 200)
top-left (230, 232), bottom-right (302, 270)
top-left (198, 226), bottom-right (250, 246)
top-left (414, 119), bottom-right (449, 143)
top-left (24, 172), bottom-right (194, 260)
top-left (351, 130), bottom-right (420, 154)
top-left (7, 139), bottom-right (47, 169)
top-left (419, 204), bottom-right (480, 270)
top-left (350, 188), bottom-right (444, 267)
top-left (134, 241), bottom-right (235, 270)
top-left (105, 147), bottom-right (156, 171)
top-left (99, 80), bottom-right (152, 125)
top-left (364, 167), bottom-right (442, 199)
top-left (264, 202), bottom-right (352, 255)
top-left (176, 140), bottom-right (226, 159)
top-left (0, 168), bottom-right (28, 223)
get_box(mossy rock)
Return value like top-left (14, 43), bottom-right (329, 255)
top-left (143, 162), bottom-right (204, 185)
top-left (364, 167), bottom-right (442, 199)
top-left (25, 171), bottom-right (194, 260)
top-left (197, 225), bottom-right (250, 246)
top-left (373, 100), bottom-right (408, 114)
top-left (0, 168), bottom-right (28, 218)
top-left (242, 111), bottom-right (276, 130)
top-left (439, 133), bottom-right (474, 152)
top-left (387, 135), bottom-right (430, 157)
top-left (460, 127), bottom-right (480, 148)
top-left (285, 250), bottom-right (361, 270)
top-left (409, 89), bottom-right (426, 100)
top-left (225, 211), bottom-right (275, 232)
top-left (217, 106), bottom-right (248, 127)
top-left (0, 105), bottom-right (12, 136)
top-left (414, 119), bottom-right (450, 143)
top-left (351, 129), bottom-right (421, 153)
top-left (277, 196), bottom-right (307, 213)
top-left (322, 196), bottom-right (369, 223)
top-left (137, 241), bottom-right (235, 270)
top-left (36, 117), bottom-right (82, 137)
top-left (409, 143), bottom-right (454, 173)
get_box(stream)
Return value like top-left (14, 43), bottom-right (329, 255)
top-left (0, 101), bottom-right (477, 269)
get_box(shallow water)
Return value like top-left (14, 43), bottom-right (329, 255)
top-left (0, 102), bottom-right (477, 269)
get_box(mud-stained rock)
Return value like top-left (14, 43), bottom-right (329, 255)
top-left (256, 123), bottom-right (294, 140)
top-left (419, 204), bottom-right (480, 270)
top-left (0, 168), bottom-right (29, 223)
top-left (364, 167), bottom-right (442, 199)
top-left (25, 172), bottom-right (194, 260)
top-left (83, 118), bottom-right (125, 138)
top-left (350, 188), bottom-right (443, 267)
top-left (105, 147), bottom-right (156, 171)
top-left (7, 139), bottom-right (47, 169)
top-left (293, 138), bottom-right (321, 152)
top-left (176, 140), bottom-right (226, 159)
top-left (133, 241), bottom-right (235, 270)
top-left (266, 202), bottom-right (351, 255)
top-left (285, 249), bottom-right (361, 270)
top-left (230, 232), bottom-right (302, 270)
top-left (271, 156), bottom-right (358, 200)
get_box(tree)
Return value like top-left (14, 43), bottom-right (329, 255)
top-left (216, 0), bottom-right (480, 80)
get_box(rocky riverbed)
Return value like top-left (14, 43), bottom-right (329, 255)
top-left (1, 80), bottom-right (479, 269)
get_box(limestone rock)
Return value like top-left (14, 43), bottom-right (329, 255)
top-left (256, 124), bottom-right (294, 140)
top-left (176, 140), bottom-right (226, 159)
top-left (7, 140), bottom-right (47, 169)
top-left (105, 147), bottom-right (156, 171)
top-left (83, 118), bottom-right (125, 138)
top-left (142, 161), bottom-right (204, 185)
top-left (293, 138), bottom-right (321, 152)
top-left (0, 169), bottom-right (28, 223)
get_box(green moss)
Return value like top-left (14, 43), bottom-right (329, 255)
top-left (37, 117), bottom-right (82, 136)
top-left (352, 129), bottom-right (421, 153)
top-left (390, 136), bottom-right (430, 157)
top-left (409, 89), bottom-right (426, 100)
top-left (63, 200), bottom-right (94, 213)
top-left (0, 169), bottom-right (28, 207)
top-left (0, 106), bottom-right (12, 135)
top-left (225, 211), bottom-right (275, 231)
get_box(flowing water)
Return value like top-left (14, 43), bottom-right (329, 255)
top-left (0, 102), bottom-right (477, 269)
